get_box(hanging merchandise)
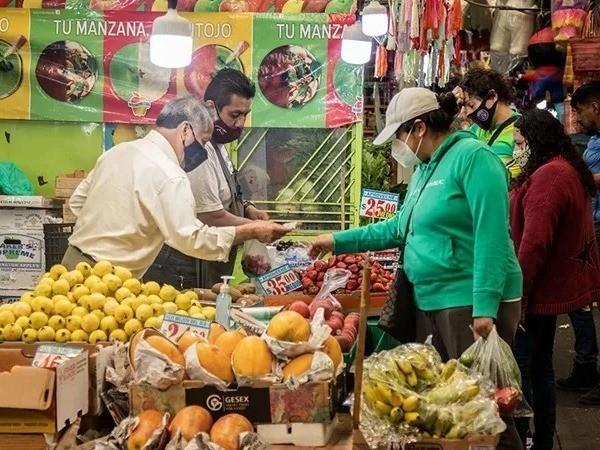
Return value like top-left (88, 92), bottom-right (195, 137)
top-left (552, 0), bottom-right (587, 42)
top-left (522, 27), bottom-right (566, 103)
top-left (374, 45), bottom-right (389, 78)
top-left (388, 0), bottom-right (465, 87)
top-left (387, 0), bottom-right (398, 51)
top-left (462, 0), bottom-right (493, 31)
top-left (448, 0), bottom-right (463, 37)
top-left (490, 0), bottom-right (536, 74)
top-left (410, 0), bottom-right (421, 42)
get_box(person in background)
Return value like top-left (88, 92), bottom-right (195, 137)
top-left (556, 82), bottom-right (600, 405)
top-left (64, 96), bottom-right (289, 278)
top-left (509, 109), bottom-right (600, 449)
top-left (145, 69), bottom-right (269, 288)
top-left (310, 87), bottom-right (523, 450)
top-left (453, 68), bottom-right (523, 178)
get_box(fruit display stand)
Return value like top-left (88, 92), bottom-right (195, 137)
top-left (348, 267), bottom-right (501, 450)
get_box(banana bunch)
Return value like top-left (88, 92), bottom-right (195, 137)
top-left (362, 379), bottom-right (421, 426)
top-left (368, 345), bottom-right (443, 392)
top-left (361, 344), bottom-right (505, 441)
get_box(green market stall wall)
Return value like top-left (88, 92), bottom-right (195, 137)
top-left (0, 7), bottom-right (364, 232)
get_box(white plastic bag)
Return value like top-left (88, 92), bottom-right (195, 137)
top-left (460, 327), bottom-right (533, 418)
top-left (242, 240), bottom-right (272, 276)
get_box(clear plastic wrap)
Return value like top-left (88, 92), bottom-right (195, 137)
top-left (359, 343), bottom-right (506, 448)
top-left (312, 268), bottom-right (351, 311)
top-left (242, 240), bottom-right (272, 277)
top-left (460, 327), bottom-right (533, 418)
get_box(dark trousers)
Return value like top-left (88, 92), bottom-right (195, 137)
top-left (568, 308), bottom-right (598, 367)
top-left (144, 245), bottom-right (236, 289)
top-left (563, 222), bottom-right (600, 370)
top-left (143, 246), bottom-right (201, 289)
top-left (416, 302), bottom-right (523, 450)
top-left (514, 314), bottom-right (558, 450)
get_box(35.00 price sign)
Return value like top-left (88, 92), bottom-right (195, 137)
top-left (257, 264), bottom-right (302, 296)
top-left (360, 189), bottom-right (400, 220)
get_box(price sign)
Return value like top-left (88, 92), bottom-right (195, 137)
top-left (160, 313), bottom-right (211, 342)
top-left (257, 264), bottom-right (302, 296)
top-left (360, 189), bottom-right (400, 220)
top-left (33, 344), bottom-right (84, 368)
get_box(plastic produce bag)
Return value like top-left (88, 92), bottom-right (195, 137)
top-left (359, 343), bottom-right (506, 448)
top-left (460, 327), bottom-right (532, 418)
top-left (312, 268), bottom-right (351, 311)
top-left (0, 162), bottom-right (34, 195)
top-left (242, 240), bottom-right (272, 277)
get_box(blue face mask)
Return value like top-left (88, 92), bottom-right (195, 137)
top-left (182, 127), bottom-right (208, 173)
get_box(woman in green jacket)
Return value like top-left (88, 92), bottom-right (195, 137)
top-left (311, 87), bottom-right (523, 357)
top-left (311, 87), bottom-right (523, 449)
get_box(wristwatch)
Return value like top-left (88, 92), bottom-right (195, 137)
top-left (243, 200), bottom-right (256, 210)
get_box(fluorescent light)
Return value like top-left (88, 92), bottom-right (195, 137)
top-left (341, 23), bottom-right (372, 65)
top-left (150, 9), bottom-right (193, 68)
top-left (362, 0), bottom-right (388, 37)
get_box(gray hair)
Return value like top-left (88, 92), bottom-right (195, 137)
top-left (156, 96), bottom-right (216, 133)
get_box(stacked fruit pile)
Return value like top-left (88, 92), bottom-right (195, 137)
top-left (284, 300), bottom-right (358, 352)
top-left (125, 406), bottom-right (252, 450)
top-left (0, 262), bottom-right (216, 344)
top-left (299, 254), bottom-right (394, 295)
top-left (130, 309), bottom-right (342, 388)
top-left (361, 344), bottom-right (505, 443)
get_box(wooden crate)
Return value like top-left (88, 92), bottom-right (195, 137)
top-left (62, 203), bottom-right (76, 224)
top-left (55, 170), bottom-right (86, 199)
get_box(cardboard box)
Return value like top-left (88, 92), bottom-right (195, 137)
top-left (55, 171), bottom-right (86, 189)
top-left (257, 418), bottom-right (337, 446)
top-left (130, 374), bottom-right (345, 425)
top-left (0, 343), bottom-right (109, 417)
top-left (62, 203), bottom-right (76, 224)
top-left (0, 434), bottom-right (48, 450)
top-left (0, 209), bottom-right (45, 231)
top-left (405, 435), bottom-right (499, 450)
top-left (0, 196), bottom-right (60, 209)
top-left (0, 231), bottom-right (45, 290)
top-left (0, 345), bottom-right (89, 434)
top-left (55, 172), bottom-right (86, 199)
top-left (0, 290), bottom-right (25, 302)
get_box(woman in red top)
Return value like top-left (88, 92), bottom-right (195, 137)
top-left (510, 109), bottom-right (600, 450)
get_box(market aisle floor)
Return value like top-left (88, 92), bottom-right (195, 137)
top-left (555, 311), bottom-right (600, 450)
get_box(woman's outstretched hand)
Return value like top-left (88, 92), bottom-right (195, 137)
top-left (308, 234), bottom-right (334, 259)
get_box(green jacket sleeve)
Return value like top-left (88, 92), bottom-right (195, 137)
top-left (461, 148), bottom-right (511, 318)
top-left (333, 213), bottom-right (403, 254)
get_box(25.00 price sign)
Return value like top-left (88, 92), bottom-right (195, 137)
top-left (257, 264), bottom-right (302, 296)
top-left (360, 189), bottom-right (400, 220)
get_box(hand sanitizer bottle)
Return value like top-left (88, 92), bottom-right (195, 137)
top-left (215, 276), bottom-right (234, 330)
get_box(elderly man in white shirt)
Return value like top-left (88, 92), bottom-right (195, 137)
top-left (62, 96), bottom-right (289, 278)
top-left (145, 69), bottom-right (272, 288)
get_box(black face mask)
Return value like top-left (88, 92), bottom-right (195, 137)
top-left (468, 95), bottom-right (498, 131)
top-left (212, 118), bottom-right (243, 144)
top-left (182, 128), bottom-right (208, 173)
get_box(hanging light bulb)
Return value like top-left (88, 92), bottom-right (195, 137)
top-left (361, 0), bottom-right (388, 37)
top-left (150, 0), bottom-right (193, 69)
top-left (341, 23), bottom-right (372, 65)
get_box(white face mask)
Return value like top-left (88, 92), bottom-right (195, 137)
top-left (513, 143), bottom-right (531, 168)
top-left (391, 128), bottom-right (424, 168)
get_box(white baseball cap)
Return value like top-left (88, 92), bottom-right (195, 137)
top-left (373, 88), bottom-right (440, 145)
